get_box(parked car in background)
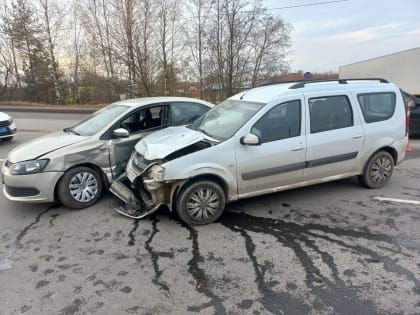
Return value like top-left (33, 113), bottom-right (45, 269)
top-left (1, 97), bottom-right (214, 208)
top-left (111, 79), bottom-right (407, 225)
top-left (401, 90), bottom-right (420, 136)
top-left (0, 112), bottom-right (16, 141)
top-left (410, 101), bottom-right (420, 136)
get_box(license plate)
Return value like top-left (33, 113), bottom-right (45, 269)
top-left (0, 127), bottom-right (7, 134)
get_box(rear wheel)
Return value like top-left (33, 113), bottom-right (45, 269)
top-left (176, 180), bottom-right (225, 226)
top-left (358, 151), bottom-right (394, 188)
top-left (57, 166), bottom-right (103, 209)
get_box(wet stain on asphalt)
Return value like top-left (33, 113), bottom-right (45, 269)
top-left (221, 217), bottom-right (311, 315)
top-left (181, 223), bottom-right (226, 315)
top-left (58, 298), bottom-right (84, 315)
top-left (219, 210), bottom-right (420, 315)
top-left (144, 216), bottom-right (170, 294)
top-left (35, 280), bottom-right (49, 289)
top-left (49, 213), bottom-right (60, 227)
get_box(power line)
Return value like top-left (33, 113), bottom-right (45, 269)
top-left (268, 0), bottom-right (349, 10)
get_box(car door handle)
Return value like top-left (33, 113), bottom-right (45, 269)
top-left (292, 146), bottom-right (304, 151)
top-left (353, 135), bottom-right (363, 139)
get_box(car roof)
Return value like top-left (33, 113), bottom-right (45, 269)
top-left (112, 97), bottom-right (215, 108)
top-left (230, 80), bottom-right (399, 104)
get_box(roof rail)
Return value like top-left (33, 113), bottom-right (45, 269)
top-left (288, 78), bottom-right (389, 89)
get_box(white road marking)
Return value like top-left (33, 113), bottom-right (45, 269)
top-left (374, 196), bottom-right (420, 205)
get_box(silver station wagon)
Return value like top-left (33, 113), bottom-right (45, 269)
top-left (2, 97), bottom-right (214, 208)
top-left (111, 79), bottom-right (408, 225)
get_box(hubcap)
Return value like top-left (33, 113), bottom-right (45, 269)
top-left (186, 188), bottom-right (220, 222)
top-left (370, 156), bottom-right (392, 184)
top-left (69, 172), bottom-right (98, 203)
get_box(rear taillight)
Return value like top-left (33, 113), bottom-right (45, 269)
top-left (406, 96), bottom-right (413, 136)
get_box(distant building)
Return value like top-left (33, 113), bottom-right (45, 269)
top-left (339, 47), bottom-right (420, 95)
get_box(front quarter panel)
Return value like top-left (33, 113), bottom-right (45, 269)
top-left (162, 138), bottom-right (238, 200)
top-left (43, 137), bottom-right (113, 183)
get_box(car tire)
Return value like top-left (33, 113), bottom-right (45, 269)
top-left (57, 166), bottom-right (103, 209)
top-left (358, 151), bottom-right (394, 189)
top-left (175, 180), bottom-right (226, 226)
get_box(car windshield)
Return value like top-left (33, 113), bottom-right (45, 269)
top-left (67, 105), bottom-right (129, 136)
top-left (190, 99), bottom-right (265, 141)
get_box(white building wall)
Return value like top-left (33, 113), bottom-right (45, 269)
top-left (339, 47), bottom-right (420, 95)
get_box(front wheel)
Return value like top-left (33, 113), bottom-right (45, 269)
top-left (176, 180), bottom-right (226, 226)
top-left (57, 166), bottom-right (103, 209)
top-left (358, 151), bottom-right (394, 188)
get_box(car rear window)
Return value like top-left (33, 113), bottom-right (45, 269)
top-left (357, 92), bottom-right (396, 123)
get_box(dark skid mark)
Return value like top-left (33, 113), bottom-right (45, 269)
top-left (16, 208), bottom-right (50, 248)
top-left (219, 211), bottom-right (419, 315)
top-left (144, 216), bottom-right (170, 293)
top-left (128, 219), bottom-right (140, 246)
top-left (222, 223), bottom-right (310, 315)
top-left (181, 223), bottom-right (226, 315)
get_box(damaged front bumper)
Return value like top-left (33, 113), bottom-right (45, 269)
top-left (109, 173), bottom-right (162, 219)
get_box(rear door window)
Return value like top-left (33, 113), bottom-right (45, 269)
top-left (309, 95), bottom-right (353, 133)
top-left (357, 92), bottom-right (396, 123)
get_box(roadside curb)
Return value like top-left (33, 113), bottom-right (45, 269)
top-left (0, 105), bottom-right (97, 114)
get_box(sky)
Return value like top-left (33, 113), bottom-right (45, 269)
top-left (264, 0), bottom-right (420, 73)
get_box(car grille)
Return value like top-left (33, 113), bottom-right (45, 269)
top-left (0, 120), bottom-right (9, 127)
top-left (5, 185), bottom-right (40, 197)
top-left (132, 152), bottom-right (151, 172)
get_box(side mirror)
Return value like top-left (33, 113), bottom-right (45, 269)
top-left (113, 128), bottom-right (130, 138)
top-left (240, 133), bottom-right (261, 146)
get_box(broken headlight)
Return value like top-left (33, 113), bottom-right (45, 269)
top-left (147, 164), bottom-right (165, 181)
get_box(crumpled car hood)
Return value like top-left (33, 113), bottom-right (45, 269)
top-left (135, 126), bottom-right (215, 160)
top-left (7, 130), bottom-right (85, 163)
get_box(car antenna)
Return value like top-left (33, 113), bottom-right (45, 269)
top-left (240, 90), bottom-right (250, 100)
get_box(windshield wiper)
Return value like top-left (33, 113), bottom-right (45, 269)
top-left (68, 129), bottom-right (81, 135)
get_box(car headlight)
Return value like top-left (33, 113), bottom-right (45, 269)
top-left (9, 159), bottom-right (49, 175)
top-left (8, 117), bottom-right (13, 124)
top-left (147, 164), bottom-right (165, 181)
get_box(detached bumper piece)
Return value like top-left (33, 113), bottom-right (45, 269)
top-left (109, 173), bottom-right (160, 220)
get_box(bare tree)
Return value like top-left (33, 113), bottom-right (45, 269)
top-left (38, 0), bottom-right (65, 104)
top-left (156, 0), bottom-right (180, 95)
top-left (249, 12), bottom-right (291, 87)
top-left (113, 0), bottom-right (137, 98)
top-left (133, 0), bottom-right (155, 96)
top-left (0, 2), bottom-right (20, 97)
top-left (186, 0), bottom-right (213, 98)
top-left (83, 0), bottom-right (116, 101)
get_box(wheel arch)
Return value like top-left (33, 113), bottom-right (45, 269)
top-left (170, 173), bottom-right (229, 212)
top-left (54, 163), bottom-right (108, 202)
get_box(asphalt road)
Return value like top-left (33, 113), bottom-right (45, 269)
top-left (1, 112), bottom-right (420, 315)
